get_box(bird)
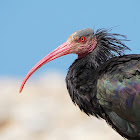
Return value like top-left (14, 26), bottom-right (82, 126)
top-left (19, 28), bottom-right (140, 140)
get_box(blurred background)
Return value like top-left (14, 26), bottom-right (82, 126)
top-left (1, 0), bottom-right (140, 139)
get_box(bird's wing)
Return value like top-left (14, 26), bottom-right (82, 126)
top-left (96, 55), bottom-right (140, 138)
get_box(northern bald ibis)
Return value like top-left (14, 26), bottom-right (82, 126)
top-left (20, 28), bottom-right (140, 140)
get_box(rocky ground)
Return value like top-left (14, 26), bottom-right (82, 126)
top-left (0, 73), bottom-right (124, 140)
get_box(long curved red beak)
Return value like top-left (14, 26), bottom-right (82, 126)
top-left (19, 42), bottom-right (71, 93)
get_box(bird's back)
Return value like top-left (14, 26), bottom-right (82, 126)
top-left (97, 54), bottom-right (140, 139)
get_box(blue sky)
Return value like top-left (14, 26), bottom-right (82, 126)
top-left (1, 0), bottom-right (140, 78)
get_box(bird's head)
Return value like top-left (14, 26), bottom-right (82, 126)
top-left (66, 28), bottom-right (97, 58)
top-left (19, 28), bottom-right (97, 93)
top-left (19, 28), bottom-right (129, 93)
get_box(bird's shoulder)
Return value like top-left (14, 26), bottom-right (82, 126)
top-left (97, 54), bottom-right (140, 121)
top-left (98, 54), bottom-right (140, 77)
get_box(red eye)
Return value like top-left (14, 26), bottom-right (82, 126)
top-left (80, 36), bottom-right (86, 42)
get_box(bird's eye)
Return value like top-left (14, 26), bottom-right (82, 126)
top-left (80, 36), bottom-right (86, 42)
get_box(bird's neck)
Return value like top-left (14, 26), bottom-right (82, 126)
top-left (66, 54), bottom-right (103, 117)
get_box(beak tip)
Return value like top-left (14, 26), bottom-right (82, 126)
top-left (19, 83), bottom-right (24, 93)
top-left (19, 41), bottom-right (70, 93)
top-left (19, 87), bottom-right (22, 93)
